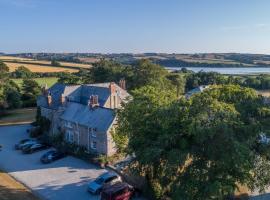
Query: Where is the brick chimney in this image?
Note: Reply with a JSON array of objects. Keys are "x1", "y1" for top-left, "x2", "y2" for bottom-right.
[
  {"x1": 119, "y1": 79, "x2": 126, "y2": 90},
  {"x1": 42, "y1": 84, "x2": 48, "y2": 96},
  {"x1": 109, "y1": 82, "x2": 116, "y2": 94},
  {"x1": 60, "y1": 93, "x2": 66, "y2": 105},
  {"x1": 89, "y1": 95, "x2": 99, "y2": 108},
  {"x1": 47, "y1": 93, "x2": 52, "y2": 106}
]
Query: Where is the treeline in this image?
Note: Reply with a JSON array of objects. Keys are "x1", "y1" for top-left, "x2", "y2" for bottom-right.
[
  {"x1": 184, "y1": 70, "x2": 270, "y2": 91},
  {"x1": 0, "y1": 62, "x2": 40, "y2": 113}
]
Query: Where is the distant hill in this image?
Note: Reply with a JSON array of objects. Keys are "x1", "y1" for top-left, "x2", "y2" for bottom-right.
[{"x1": 4, "y1": 53, "x2": 270, "y2": 68}]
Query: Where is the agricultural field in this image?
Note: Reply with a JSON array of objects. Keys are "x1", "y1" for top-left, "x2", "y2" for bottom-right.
[
  {"x1": 4, "y1": 62, "x2": 78, "y2": 73},
  {"x1": 0, "y1": 56, "x2": 90, "y2": 72},
  {"x1": 12, "y1": 77, "x2": 58, "y2": 88}
]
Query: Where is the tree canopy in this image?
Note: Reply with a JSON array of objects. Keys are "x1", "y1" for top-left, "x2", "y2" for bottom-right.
[{"x1": 116, "y1": 84, "x2": 270, "y2": 199}]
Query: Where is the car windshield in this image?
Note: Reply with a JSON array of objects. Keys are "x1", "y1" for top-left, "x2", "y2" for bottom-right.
[
  {"x1": 95, "y1": 177, "x2": 104, "y2": 184},
  {"x1": 20, "y1": 139, "x2": 29, "y2": 144},
  {"x1": 45, "y1": 151, "x2": 55, "y2": 156}
]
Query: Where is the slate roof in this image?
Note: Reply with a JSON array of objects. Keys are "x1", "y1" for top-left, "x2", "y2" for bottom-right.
[
  {"x1": 186, "y1": 85, "x2": 209, "y2": 98},
  {"x1": 60, "y1": 102, "x2": 115, "y2": 132},
  {"x1": 37, "y1": 84, "x2": 80, "y2": 109},
  {"x1": 37, "y1": 82, "x2": 130, "y2": 132},
  {"x1": 37, "y1": 82, "x2": 130, "y2": 109}
]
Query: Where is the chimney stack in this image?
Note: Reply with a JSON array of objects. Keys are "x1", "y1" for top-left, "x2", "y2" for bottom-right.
[
  {"x1": 89, "y1": 95, "x2": 99, "y2": 108},
  {"x1": 109, "y1": 82, "x2": 116, "y2": 94},
  {"x1": 42, "y1": 84, "x2": 48, "y2": 96},
  {"x1": 119, "y1": 79, "x2": 126, "y2": 90},
  {"x1": 60, "y1": 93, "x2": 66, "y2": 105},
  {"x1": 47, "y1": 93, "x2": 52, "y2": 106}
]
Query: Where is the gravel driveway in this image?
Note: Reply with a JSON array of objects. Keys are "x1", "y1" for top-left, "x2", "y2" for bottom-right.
[{"x1": 0, "y1": 124, "x2": 111, "y2": 200}]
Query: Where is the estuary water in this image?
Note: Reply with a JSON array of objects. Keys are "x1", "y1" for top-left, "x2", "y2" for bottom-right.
[{"x1": 166, "y1": 67, "x2": 270, "y2": 75}]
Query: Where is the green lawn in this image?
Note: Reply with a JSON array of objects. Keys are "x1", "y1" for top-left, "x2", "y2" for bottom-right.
[
  {"x1": 12, "y1": 77, "x2": 58, "y2": 88},
  {"x1": 0, "y1": 108, "x2": 36, "y2": 126}
]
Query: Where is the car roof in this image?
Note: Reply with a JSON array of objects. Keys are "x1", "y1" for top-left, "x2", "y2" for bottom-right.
[
  {"x1": 99, "y1": 172, "x2": 118, "y2": 179},
  {"x1": 102, "y1": 182, "x2": 130, "y2": 194}
]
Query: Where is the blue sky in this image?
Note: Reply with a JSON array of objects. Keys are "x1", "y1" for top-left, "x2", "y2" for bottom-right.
[{"x1": 1, "y1": 0, "x2": 270, "y2": 54}]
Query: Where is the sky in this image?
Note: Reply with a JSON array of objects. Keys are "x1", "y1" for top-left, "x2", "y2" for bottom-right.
[{"x1": 1, "y1": 0, "x2": 270, "y2": 54}]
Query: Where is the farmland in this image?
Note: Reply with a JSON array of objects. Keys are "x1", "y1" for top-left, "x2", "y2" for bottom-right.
[
  {"x1": 0, "y1": 56, "x2": 91, "y2": 73},
  {"x1": 4, "y1": 62, "x2": 79, "y2": 73}
]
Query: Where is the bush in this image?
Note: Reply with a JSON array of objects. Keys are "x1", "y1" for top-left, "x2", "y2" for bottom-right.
[{"x1": 29, "y1": 126, "x2": 42, "y2": 138}]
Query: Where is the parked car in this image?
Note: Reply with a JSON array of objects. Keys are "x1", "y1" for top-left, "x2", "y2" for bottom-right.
[
  {"x1": 15, "y1": 139, "x2": 37, "y2": 150},
  {"x1": 22, "y1": 143, "x2": 48, "y2": 154},
  {"x1": 40, "y1": 150, "x2": 66, "y2": 164},
  {"x1": 101, "y1": 182, "x2": 135, "y2": 200},
  {"x1": 87, "y1": 172, "x2": 122, "y2": 194}
]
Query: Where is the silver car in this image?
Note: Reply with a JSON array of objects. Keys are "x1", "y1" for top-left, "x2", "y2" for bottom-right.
[{"x1": 87, "y1": 172, "x2": 122, "y2": 194}]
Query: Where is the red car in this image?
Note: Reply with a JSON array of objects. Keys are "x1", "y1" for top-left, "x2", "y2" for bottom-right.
[{"x1": 100, "y1": 182, "x2": 135, "y2": 200}]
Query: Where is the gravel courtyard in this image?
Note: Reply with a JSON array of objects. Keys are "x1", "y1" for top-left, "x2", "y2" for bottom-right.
[{"x1": 0, "y1": 124, "x2": 110, "y2": 200}]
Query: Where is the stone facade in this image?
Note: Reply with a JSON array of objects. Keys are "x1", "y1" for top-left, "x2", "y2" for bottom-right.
[{"x1": 37, "y1": 81, "x2": 129, "y2": 156}]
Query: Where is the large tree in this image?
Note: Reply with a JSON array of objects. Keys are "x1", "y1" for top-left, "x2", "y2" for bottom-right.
[
  {"x1": 116, "y1": 84, "x2": 270, "y2": 200},
  {"x1": 3, "y1": 80, "x2": 22, "y2": 109},
  {"x1": 21, "y1": 79, "x2": 41, "y2": 107}
]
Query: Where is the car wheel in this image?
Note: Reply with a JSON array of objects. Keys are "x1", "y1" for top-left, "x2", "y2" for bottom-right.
[{"x1": 96, "y1": 189, "x2": 101, "y2": 195}]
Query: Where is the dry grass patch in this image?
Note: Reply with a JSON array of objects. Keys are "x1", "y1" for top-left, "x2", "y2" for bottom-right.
[
  {"x1": 0, "y1": 108, "x2": 36, "y2": 126},
  {"x1": 4, "y1": 62, "x2": 78, "y2": 73},
  {"x1": 0, "y1": 56, "x2": 33, "y2": 61},
  {"x1": 0, "y1": 171, "x2": 39, "y2": 200}
]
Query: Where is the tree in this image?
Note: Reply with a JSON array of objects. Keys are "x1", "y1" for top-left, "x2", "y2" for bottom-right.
[
  {"x1": 87, "y1": 59, "x2": 129, "y2": 84},
  {"x1": 12, "y1": 66, "x2": 33, "y2": 78},
  {"x1": 0, "y1": 61, "x2": 9, "y2": 86},
  {"x1": 58, "y1": 73, "x2": 81, "y2": 84},
  {"x1": 51, "y1": 60, "x2": 61, "y2": 66},
  {"x1": 130, "y1": 59, "x2": 169, "y2": 89},
  {"x1": 0, "y1": 61, "x2": 9, "y2": 73},
  {"x1": 116, "y1": 84, "x2": 270, "y2": 200},
  {"x1": 3, "y1": 80, "x2": 22, "y2": 109},
  {"x1": 21, "y1": 79, "x2": 41, "y2": 107}
]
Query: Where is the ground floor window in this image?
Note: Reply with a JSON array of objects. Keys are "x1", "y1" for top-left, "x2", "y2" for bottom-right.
[
  {"x1": 91, "y1": 141, "x2": 97, "y2": 150},
  {"x1": 66, "y1": 130, "x2": 74, "y2": 143}
]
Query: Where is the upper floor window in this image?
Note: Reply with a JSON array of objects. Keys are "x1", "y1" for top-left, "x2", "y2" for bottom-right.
[
  {"x1": 65, "y1": 121, "x2": 72, "y2": 128},
  {"x1": 91, "y1": 141, "x2": 97, "y2": 149},
  {"x1": 91, "y1": 129, "x2": 97, "y2": 138}
]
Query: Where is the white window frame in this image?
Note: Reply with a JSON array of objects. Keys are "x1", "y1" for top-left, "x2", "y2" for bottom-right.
[
  {"x1": 91, "y1": 128, "x2": 97, "y2": 138},
  {"x1": 65, "y1": 121, "x2": 72, "y2": 128},
  {"x1": 66, "y1": 130, "x2": 74, "y2": 143},
  {"x1": 91, "y1": 141, "x2": 97, "y2": 150}
]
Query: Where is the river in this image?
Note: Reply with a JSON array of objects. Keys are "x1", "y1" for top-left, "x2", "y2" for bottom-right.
[{"x1": 166, "y1": 67, "x2": 270, "y2": 75}]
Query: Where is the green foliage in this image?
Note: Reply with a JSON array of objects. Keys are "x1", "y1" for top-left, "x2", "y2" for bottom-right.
[
  {"x1": 58, "y1": 72, "x2": 81, "y2": 84},
  {"x1": 116, "y1": 84, "x2": 270, "y2": 200},
  {"x1": 0, "y1": 61, "x2": 9, "y2": 73},
  {"x1": 86, "y1": 59, "x2": 130, "y2": 84},
  {"x1": 12, "y1": 66, "x2": 33, "y2": 78},
  {"x1": 36, "y1": 107, "x2": 51, "y2": 133},
  {"x1": 3, "y1": 80, "x2": 22, "y2": 109},
  {"x1": 21, "y1": 78, "x2": 41, "y2": 107},
  {"x1": 51, "y1": 60, "x2": 61, "y2": 66}
]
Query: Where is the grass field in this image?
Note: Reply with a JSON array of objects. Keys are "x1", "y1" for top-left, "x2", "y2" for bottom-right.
[
  {"x1": 0, "y1": 170, "x2": 39, "y2": 200},
  {"x1": 0, "y1": 108, "x2": 36, "y2": 126},
  {"x1": 12, "y1": 77, "x2": 58, "y2": 88}
]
